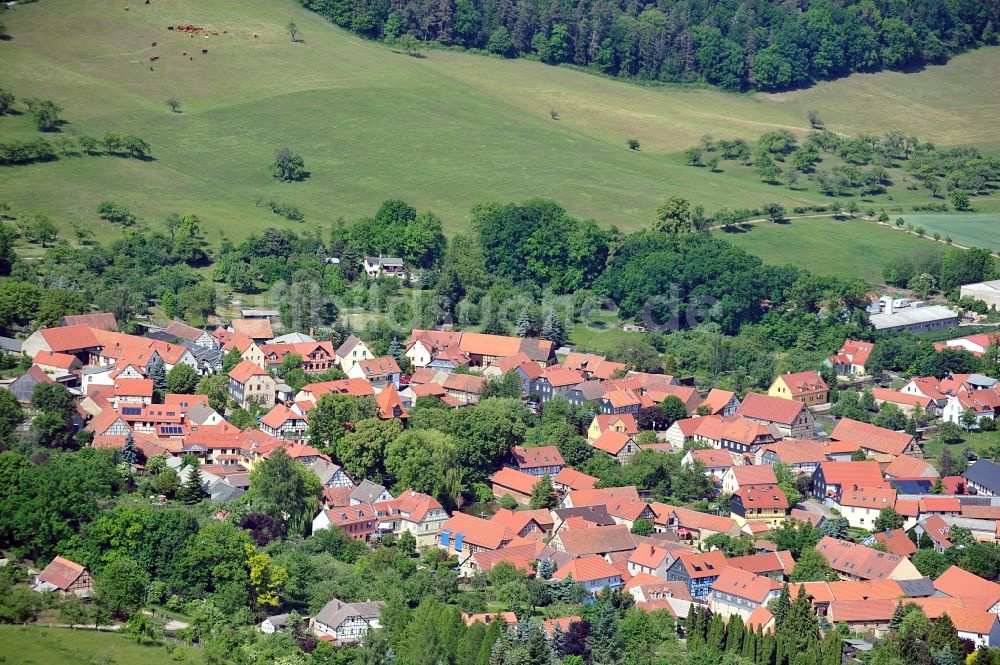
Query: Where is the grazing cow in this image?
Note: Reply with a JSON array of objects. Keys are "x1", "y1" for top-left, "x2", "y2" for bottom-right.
[
  {"x1": 149, "y1": 56, "x2": 159, "y2": 62},
  {"x1": 151, "y1": 41, "x2": 157, "y2": 47},
  {"x1": 201, "y1": 48, "x2": 208, "y2": 54}
]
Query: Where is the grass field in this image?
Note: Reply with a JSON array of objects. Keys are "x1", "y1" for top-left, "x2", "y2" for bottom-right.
[
  {"x1": 921, "y1": 429, "x2": 1000, "y2": 463},
  {"x1": 715, "y1": 216, "x2": 949, "y2": 283},
  {"x1": 0, "y1": 625, "x2": 197, "y2": 665},
  {"x1": 899, "y1": 213, "x2": 1000, "y2": 251},
  {"x1": 2, "y1": 0, "x2": 1000, "y2": 240}
]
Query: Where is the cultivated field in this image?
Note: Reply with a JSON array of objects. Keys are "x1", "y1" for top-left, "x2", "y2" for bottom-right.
[
  {"x1": 0, "y1": 625, "x2": 197, "y2": 665},
  {"x1": 716, "y1": 217, "x2": 947, "y2": 284},
  {"x1": 899, "y1": 213, "x2": 1000, "y2": 252},
  {"x1": 1, "y1": 0, "x2": 999, "y2": 238}
]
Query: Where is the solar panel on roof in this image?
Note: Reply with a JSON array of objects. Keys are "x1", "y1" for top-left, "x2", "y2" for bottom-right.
[{"x1": 121, "y1": 406, "x2": 142, "y2": 415}]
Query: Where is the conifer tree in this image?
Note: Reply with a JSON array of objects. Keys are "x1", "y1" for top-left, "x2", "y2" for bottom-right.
[
  {"x1": 726, "y1": 614, "x2": 745, "y2": 653},
  {"x1": 515, "y1": 309, "x2": 531, "y2": 337},
  {"x1": 821, "y1": 626, "x2": 842, "y2": 665},
  {"x1": 148, "y1": 357, "x2": 167, "y2": 401},
  {"x1": 706, "y1": 612, "x2": 725, "y2": 653},
  {"x1": 758, "y1": 631, "x2": 774, "y2": 665},
  {"x1": 889, "y1": 599, "x2": 907, "y2": 631},
  {"x1": 179, "y1": 463, "x2": 204, "y2": 504},
  {"x1": 540, "y1": 311, "x2": 563, "y2": 348},
  {"x1": 742, "y1": 623, "x2": 757, "y2": 662},
  {"x1": 122, "y1": 430, "x2": 138, "y2": 466},
  {"x1": 771, "y1": 584, "x2": 791, "y2": 628},
  {"x1": 928, "y1": 613, "x2": 961, "y2": 656},
  {"x1": 933, "y1": 644, "x2": 957, "y2": 665},
  {"x1": 785, "y1": 585, "x2": 818, "y2": 652}
]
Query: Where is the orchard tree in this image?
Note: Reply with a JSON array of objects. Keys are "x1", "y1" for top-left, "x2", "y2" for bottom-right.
[{"x1": 270, "y1": 147, "x2": 307, "y2": 182}]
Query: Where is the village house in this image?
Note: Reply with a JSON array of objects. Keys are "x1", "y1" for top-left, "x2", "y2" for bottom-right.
[
  {"x1": 627, "y1": 544, "x2": 675, "y2": 579},
  {"x1": 532, "y1": 366, "x2": 585, "y2": 404},
  {"x1": 505, "y1": 445, "x2": 564, "y2": 478},
  {"x1": 825, "y1": 339, "x2": 874, "y2": 377},
  {"x1": 405, "y1": 330, "x2": 462, "y2": 368},
  {"x1": 552, "y1": 467, "x2": 598, "y2": 493},
  {"x1": 767, "y1": 370, "x2": 829, "y2": 406},
  {"x1": 261, "y1": 341, "x2": 338, "y2": 374},
  {"x1": 665, "y1": 551, "x2": 729, "y2": 600},
  {"x1": 815, "y1": 536, "x2": 921, "y2": 581},
  {"x1": 438, "y1": 513, "x2": 518, "y2": 568},
  {"x1": 313, "y1": 503, "x2": 377, "y2": 542},
  {"x1": 443, "y1": 373, "x2": 486, "y2": 404},
  {"x1": 561, "y1": 352, "x2": 626, "y2": 381},
  {"x1": 681, "y1": 448, "x2": 738, "y2": 480},
  {"x1": 812, "y1": 461, "x2": 886, "y2": 502},
  {"x1": 164, "y1": 320, "x2": 218, "y2": 349},
  {"x1": 729, "y1": 484, "x2": 789, "y2": 528},
  {"x1": 590, "y1": 430, "x2": 640, "y2": 465},
  {"x1": 231, "y1": 318, "x2": 273, "y2": 344},
  {"x1": 963, "y1": 460, "x2": 1000, "y2": 496},
  {"x1": 33, "y1": 556, "x2": 94, "y2": 598},
  {"x1": 311, "y1": 599, "x2": 385, "y2": 643},
  {"x1": 708, "y1": 566, "x2": 781, "y2": 620},
  {"x1": 489, "y1": 508, "x2": 555, "y2": 541},
  {"x1": 228, "y1": 359, "x2": 276, "y2": 409},
  {"x1": 347, "y1": 355, "x2": 401, "y2": 389},
  {"x1": 883, "y1": 454, "x2": 938, "y2": 480},
  {"x1": 663, "y1": 417, "x2": 703, "y2": 451},
  {"x1": 309, "y1": 458, "x2": 355, "y2": 490},
  {"x1": 597, "y1": 389, "x2": 642, "y2": 416},
  {"x1": 335, "y1": 335, "x2": 374, "y2": 372},
  {"x1": 942, "y1": 389, "x2": 1000, "y2": 428},
  {"x1": 700, "y1": 388, "x2": 741, "y2": 416},
  {"x1": 726, "y1": 551, "x2": 796, "y2": 581},
  {"x1": 717, "y1": 417, "x2": 776, "y2": 455},
  {"x1": 755, "y1": 439, "x2": 827, "y2": 477},
  {"x1": 933, "y1": 565, "x2": 1000, "y2": 614},
  {"x1": 553, "y1": 556, "x2": 623, "y2": 595},
  {"x1": 490, "y1": 467, "x2": 541, "y2": 506},
  {"x1": 829, "y1": 418, "x2": 923, "y2": 459},
  {"x1": 871, "y1": 388, "x2": 938, "y2": 417},
  {"x1": 736, "y1": 392, "x2": 814, "y2": 439},
  {"x1": 33, "y1": 350, "x2": 82, "y2": 375},
  {"x1": 836, "y1": 486, "x2": 897, "y2": 530},
  {"x1": 364, "y1": 257, "x2": 406, "y2": 279},
  {"x1": 721, "y1": 465, "x2": 778, "y2": 495},
  {"x1": 587, "y1": 414, "x2": 639, "y2": 441},
  {"x1": 550, "y1": 524, "x2": 636, "y2": 559},
  {"x1": 258, "y1": 403, "x2": 309, "y2": 441}
]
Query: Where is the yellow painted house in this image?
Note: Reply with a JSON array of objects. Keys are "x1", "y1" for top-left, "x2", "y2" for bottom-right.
[
  {"x1": 587, "y1": 413, "x2": 639, "y2": 441},
  {"x1": 767, "y1": 370, "x2": 829, "y2": 406}
]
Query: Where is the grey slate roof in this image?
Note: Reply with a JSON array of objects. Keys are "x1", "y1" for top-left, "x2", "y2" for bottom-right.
[
  {"x1": 553, "y1": 505, "x2": 616, "y2": 527},
  {"x1": 963, "y1": 460, "x2": 1000, "y2": 495},
  {"x1": 896, "y1": 577, "x2": 936, "y2": 598},
  {"x1": 309, "y1": 459, "x2": 352, "y2": 487},
  {"x1": 185, "y1": 403, "x2": 218, "y2": 425},
  {"x1": 350, "y1": 479, "x2": 388, "y2": 504},
  {"x1": 0, "y1": 336, "x2": 22, "y2": 354},
  {"x1": 314, "y1": 599, "x2": 384, "y2": 630},
  {"x1": 335, "y1": 334, "x2": 364, "y2": 359}
]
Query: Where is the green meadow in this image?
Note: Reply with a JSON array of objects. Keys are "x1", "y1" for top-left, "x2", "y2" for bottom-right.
[{"x1": 2, "y1": 0, "x2": 1000, "y2": 241}]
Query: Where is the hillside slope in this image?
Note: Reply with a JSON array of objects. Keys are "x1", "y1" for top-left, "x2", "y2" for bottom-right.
[{"x1": 1, "y1": 0, "x2": 999, "y2": 238}]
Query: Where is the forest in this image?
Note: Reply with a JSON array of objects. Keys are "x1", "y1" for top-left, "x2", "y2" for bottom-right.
[{"x1": 298, "y1": 0, "x2": 999, "y2": 91}]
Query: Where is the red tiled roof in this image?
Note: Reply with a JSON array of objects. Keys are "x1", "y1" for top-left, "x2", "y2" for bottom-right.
[
  {"x1": 829, "y1": 418, "x2": 915, "y2": 456},
  {"x1": 541, "y1": 366, "x2": 585, "y2": 388},
  {"x1": 554, "y1": 467, "x2": 598, "y2": 491},
  {"x1": 39, "y1": 324, "x2": 100, "y2": 352},
  {"x1": 745, "y1": 606, "x2": 775, "y2": 633},
  {"x1": 727, "y1": 551, "x2": 796, "y2": 577},
  {"x1": 592, "y1": 430, "x2": 633, "y2": 456},
  {"x1": 828, "y1": 598, "x2": 899, "y2": 623},
  {"x1": 554, "y1": 555, "x2": 622, "y2": 584},
  {"x1": 593, "y1": 414, "x2": 639, "y2": 435},
  {"x1": 375, "y1": 384, "x2": 408, "y2": 420},
  {"x1": 815, "y1": 536, "x2": 907, "y2": 581},
  {"x1": 734, "y1": 484, "x2": 788, "y2": 510},
  {"x1": 918, "y1": 496, "x2": 960, "y2": 513},
  {"x1": 736, "y1": 392, "x2": 806, "y2": 425},
  {"x1": 760, "y1": 439, "x2": 828, "y2": 465},
  {"x1": 817, "y1": 461, "x2": 885, "y2": 488},
  {"x1": 873, "y1": 529, "x2": 917, "y2": 558},
  {"x1": 440, "y1": 512, "x2": 513, "y2": 550},
  {"x1": 838, "y1": 486, "x2": 896, "y2": 510},
  {"x1": 229, "y1": 359, "x2": 269, "y2": 383},
  {"x1": 730, "y1": 465, "x2": 778, "y2": 486},
  {"x1": 259, "y1": 404, "x2": 303, "y2": 429},
  {"x1": 872, "y1": 388, "x2": 933, "y2": 409},
  {"x1": 686, "y1": 448, "x2": 734, "y2": 469},
  {"x1": 933, "y1": 566, "x2": 1000, "y2": 608},
  {"x1": 511, "y1": 445, "x2": 564, "y2": 469},
  {"x1": 677, "y1": 551, "x2": 728, "y2": 579},
  {"x1": 700, "y1": 388, "x2": 737, "y2": 415},
  {"x1": 113, "y1": 378, "x2": 154, "y2": 397},
  {"x1": 37, "y1": 556, "x2": 87, "y2": 590},
  {"x1": 442, "y1": 373, "x2": 485, "y2": 394},
  {"x1": 33, "y1": 350, "x2": 80, "y2": 370},
  {"x1": 710, "y1": 566, "x2": 780, "y2": 602},
  {"x1": 777, "y1": 370, "x2": 828, "y2": 397},
  {"x1": 883, "y1": 455, "x2": 938, "y2": 479},
  {"x1": 490, "y1": 467, "x2": 541, "y2": 496},
  {"x1": 354, "y1": 355, "x2": 401, "y2": 376},
  {"x1": 556, "y1": 524, "x2": 636, "y2": 556},
  {"x1": 61, "y1": 312, "x2": 117, "y2": 330},
  {"x1": 231, "y1": 318, "x2": 273, "y2": 340}
]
